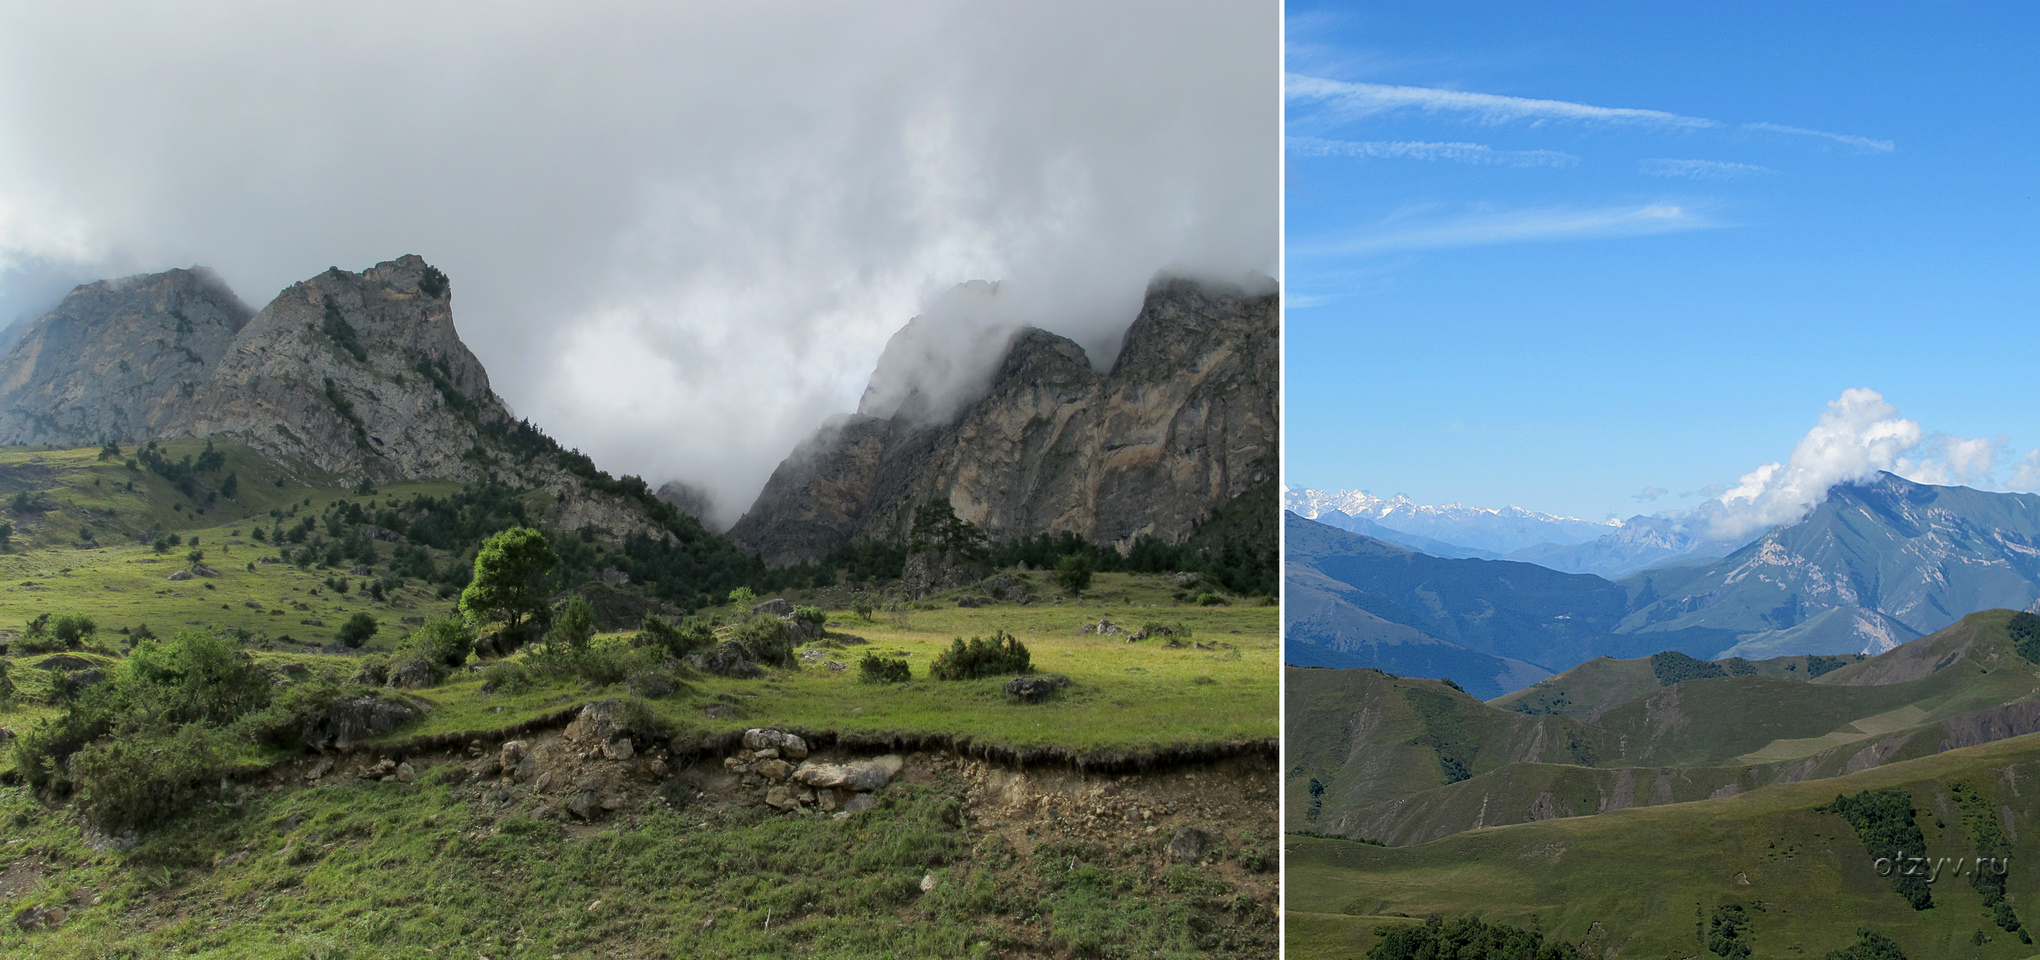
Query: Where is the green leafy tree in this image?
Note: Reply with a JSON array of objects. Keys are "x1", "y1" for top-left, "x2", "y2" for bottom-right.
[
  {"x1": 186, "y1": 548, "x2": 205, "y2": 569},
  {"x1": 727, "y1": 585, "x2": 756, "y2": 609},
  {"x1": 1055, "y1": 554, "x2": 1093, "y2": 595},
  {"x1": 459, "y1": 527, "x2": 559, "y2": 636},
  {"x1": 52, "y1": 614, "x2": 96, "y2": 648},
  {"x1": 0, "y1": 519, "x2": 13, "y2": 548},
  {"x1": 337, "y1": 612, "x2": 379, "y2": 649}
]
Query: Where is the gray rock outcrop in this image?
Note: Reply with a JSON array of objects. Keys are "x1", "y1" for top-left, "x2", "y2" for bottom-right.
[{"x1": 728, "y1": 274, "x2": 1277, "y2": 565}]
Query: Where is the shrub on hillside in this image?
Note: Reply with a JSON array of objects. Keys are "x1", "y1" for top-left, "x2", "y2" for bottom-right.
[
  {"x1": 544, "y1": 595, "x2": 597, "y2": 651},
  {"x1": 69, "y1": 723, "x2": 238, "y2": 834},
  {"x1": 930, "y1": 630, "x2": 1031, "y2": 680},
  {"x1": 792, "y1": 605, "x2": 827, "y2": 626},
  {"x1": 402, "y1": 617, "x2": 475, "y2": 670},
  {"x1": 636, "y1": 614, "x2": 713, "y2": 660},
  {"x1": 480, "y1": 660, "x2": 534, "y2": 695},
  {"x1": 728, "y1": 616, "x2": 796, "y2": 668},
  {"x1": 0, "y1": 658, "x2": 12, "y2": 703},
  {"x1": 859, "y1": 653, "x2": 911, "y2": 684},
  {"x1": 2010, "y1": 611, "x2": 2040, "y2": 664},
  {"x1": 337, "y1": 613, "x2": 379, "y2": 649},
  {"x1": 1821, "y1": 788, "x2": 1932, "y2": 910}
]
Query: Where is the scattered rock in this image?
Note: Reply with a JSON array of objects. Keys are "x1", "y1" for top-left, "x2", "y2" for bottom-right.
[
  {"x1": 764, "y1": 785, "x2": 800, "y2": 811},
  {"x1": 685, "y1": 641, "x2": 762, "y2": 679},
  {"x1": 349, "y1": 564, "x2": 371, "y2": 576},
  {"x1": 385, "y1": 657, "x2": 441, "y2": 690},
  {"x1": 1085, "y1": 619, "x2": 1126, "y2": 637},
  {"x1": 192, "y1": 564, "x2": 223, "y2": 578},
  {"x1": 167, "y1": 570, "x2": 194, "y2": 582},
  {"x1": 303, "y1": 696, "x2": 425, "y2": 751},
  {"x1": 920, "y1": 873, "x2": 939, "y2": 893},
  {"x1": 567, "y1": 791, "x2": 602, "y2": 820},
  {"x1": 395, "y1": 762, "x2": 417, "y2": 783},
  {"x1": 36, "y1": 654, "x2": 93, "y2": 672},
  {"x1": 980, "y1": 573, "x2": 1031, "y2": 602},
  {"x1": 565, "y1": 700, "x2": 629, "y2": 745},
  {"x1": 602, "y1": 738, "x2": 635, "y2": 761},
  {"x1": 1169, "y1": 827, "x2": 1211, "y2": 864},
  {"x1": 792, "y1": 755, "x2": 902, "y2": 792},
  {"x1": 841, "y1": 794, "x2": 877, "y2": 814},
  {"x1": 752, "y1": 598, "x2": 794, "y2": 618},
  {"x1": 1005, "y1": 674, "x2": 1072, "y2": 703},
  {"x1": 279, "y1": 663, "x2": 310, "y2": 679},
  {"x1": 13, "y1": 904, "x2": 65, "y2": 931},
  {"x1": 305, "y1": 758, "x2": 333, "y2": 781},
  {"x1": 757, "y1": 759, "x2": 792, "y2": 782},
  {"x1": 955, "y1": 596, "x2": 994, "y2": 608}
]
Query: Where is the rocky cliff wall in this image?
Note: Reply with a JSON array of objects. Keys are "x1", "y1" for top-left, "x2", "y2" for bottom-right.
[{"x1": 729, "y1": 275, "x2": 1277, "y2": 566}]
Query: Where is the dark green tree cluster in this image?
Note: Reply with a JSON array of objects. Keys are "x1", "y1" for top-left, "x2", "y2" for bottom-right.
[
  {"x1": 1820, "y1": 788, "x2": 1933, "y2": 909},
  {"x1": 1708, "y1": 902, "x2": 1756, "y2": 959},
  {"x1": 137, "y1": 439, "x2": 229, "y2": 502},
  {"x1": 2009, "y1": 611, "x2": 2040, "y2": 663},
  {"x1": 910, "y1": 499, "x2": 987, "y2": 558},
  {"x1": 1823, "y1": 929, "x2": 1908, "y2": 960},
  {"x1": 320, "y1": 301, "x2": 369, "y2": 363},
  {"x1": 1366, "y1": 915, "x2": 1574, "y2": 960},
  {"x1": 1650, "y1": 650, "x2": 1728, "y2": 685}
]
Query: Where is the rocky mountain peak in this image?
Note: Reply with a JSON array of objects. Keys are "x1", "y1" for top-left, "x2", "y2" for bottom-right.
[
  {"x1": 0, "y1": 266, "x2": 254, "y2": 445},
  {"x1": 730, "y1": 272, "x2": 1277, "y2": 566}
]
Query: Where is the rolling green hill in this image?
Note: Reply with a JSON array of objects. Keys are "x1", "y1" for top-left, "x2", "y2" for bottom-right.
[{"x1": 1288, "y1": 610, "x2": 2040, "y2": 847}]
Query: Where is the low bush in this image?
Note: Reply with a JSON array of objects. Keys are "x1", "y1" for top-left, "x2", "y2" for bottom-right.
[
  {"x1": 69, "y1": 723, "x2": 238, "y2": 834},
  {"x1": 480, "y1": 659, "x2": 534, "y2": 695},
  {"x1": 400, "y1": 617, "x2": 475, "y2": 670},
  {"x1": 636, "y1": 614, "x2": 713, "y2": 660},
  {"x1": 859, "y1": 653, "x2": 911, "y2": 684},
  {"x1": 728, "y1": 616, "x2": 796, "y2": 668},
  {"x1": 792, "y1": 605, "x2": 827, "y2": 626},
  {"x1": 1194, "y1": 592, "x2": 1228, "y2": 607},
  {"x1": 930, "y1": 630, "x2": 1031, "y2": 680}
]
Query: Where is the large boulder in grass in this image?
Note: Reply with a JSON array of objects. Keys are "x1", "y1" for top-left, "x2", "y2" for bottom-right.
[
  {"x1": 385, "y1": 657, "x2": 443, "y2": 690},
  {"x1": 36, "y1": 654, "x2": 93, "y2": 672},
  {"x1": 902, "y1": 549, "x2": 988, "y2": 601},
  {"x1": 303, "y1": 695, "x2": 426, "y2": 751},
  {"x1": 751, "y1": 598, "x2": 794, "y2": 618},
  {"x1": 685, "y1": 640, "x2": 762, "y2": 679},
  {"x1": 1004, "y1": 674, "x2": 1071, "y2": 704}
]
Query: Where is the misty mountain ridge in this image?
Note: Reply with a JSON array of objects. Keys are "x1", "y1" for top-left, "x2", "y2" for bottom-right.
[
  {"x1": 1286, "y1": 471, "x2": 2040, "y2": 696},
  {"x1": 732, "y1": 273, "x2": 1277, "y2": 566}
]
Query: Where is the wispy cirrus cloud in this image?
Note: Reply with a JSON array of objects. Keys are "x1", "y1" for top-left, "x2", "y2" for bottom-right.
[
  {"x1": 1640, "y1": 158, "x2": 1777, "y2": 180},
  {"x1": 1286, "y1": 74, "x2": 1718, "y2": 129},
  {"x1": 1741, "y1": 122, "x2": 1895, "y2": 153},
  {"x1": 1286, "y1": 74, "x2": 1896, "y2": 156},
  {"x1": 1299, "y1": 201, "x2": 1717, "y2": 257},
  {"x1": 1287, "y1": 136, "x2": 1577, "y2": 168}
]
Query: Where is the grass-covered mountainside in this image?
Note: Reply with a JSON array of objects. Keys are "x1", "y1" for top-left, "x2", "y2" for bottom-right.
[
  {"x1": 1289, "y1": 610, "x2": 2040, "y2": 847},
  {"x1": 1287, "y1": 474, "x2": 2040, "y2": 696},
  {"x1": 1289, "y1": 731, "x2": 2040, "y2": 960},
  {"x1": 0, "y1": 464, "x2": 1277, "y2": 954},
  {"x1": 1287, "y1": 610, "x2": 2040, "y2": 959}
]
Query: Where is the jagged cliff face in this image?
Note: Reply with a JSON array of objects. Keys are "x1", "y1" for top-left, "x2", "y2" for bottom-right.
[
  {"x1": 0, "y1": 256, "x2": 509, "y2": 482},
  {"x1": 186, "y1": 256, "x2": 507, "y2": 480},
  {"x1": 0, "y1": 268, "x2": 254, "y2": 444},
  {"x1": 729, "y1": 275, "x2": 1278, "y2": 566}
]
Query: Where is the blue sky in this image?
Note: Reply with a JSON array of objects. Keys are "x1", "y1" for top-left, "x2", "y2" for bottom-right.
[{"x1": 1285, "y1": 3, "x2": 2040, "y2": 522}]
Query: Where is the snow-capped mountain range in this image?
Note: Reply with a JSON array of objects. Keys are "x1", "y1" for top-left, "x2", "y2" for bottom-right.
[{"x1": 1283, "y1": 487, "x2": 1617, "y2": 556}]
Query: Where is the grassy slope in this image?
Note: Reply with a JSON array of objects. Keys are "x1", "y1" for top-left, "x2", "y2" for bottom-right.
[
  {"x1": 0, "y1": 765, "x2": 1274, "y2": 959},
  {"x1": 398, "y1": 577, "x2": 1277, "y2": 756},
  {"x1": 1288, "y1": 730, "x2": 2040, "y2": 960},
  {"x1": 0, "y1": 444, "x2": 1277, "y2": 758}
]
